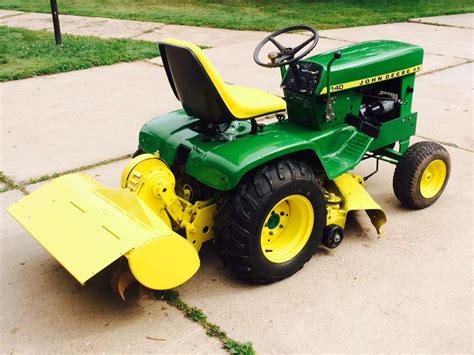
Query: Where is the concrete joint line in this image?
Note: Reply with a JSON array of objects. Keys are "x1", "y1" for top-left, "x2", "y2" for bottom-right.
[
  {"x1": 423, "y1": 50, "x2": 472, "y2": 61},
  {"x1": 415, "y1": 135, "x2": 474, "y2": 153},
  {"x1": 155, "y1": 290, "x2": 254, "y2": 354},
  {"x1": 319, "y1": 35, "x2": 356, "y2": 44},
  {"x1": 20, "y1": 154, "x2": 132, "y2": 191},
  {"x1": 418, "y1": 59, "x2": 473, "y2": 77},
  {"x1": 0, "y1": 12, "x2": 25, "y2": 20},
  {"x1": 408, "y1": 19, "x2": 473, "y2": 30}
]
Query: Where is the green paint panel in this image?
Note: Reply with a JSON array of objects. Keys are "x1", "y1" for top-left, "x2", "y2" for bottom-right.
[
  {"x1": 303, "y1": 40, "x2": 424, "y2": 95},
  {"x1": 139, "y1": 110, "x2": 376, "y2": 190},
  {"x1": 369, "y1": 113, "x2": 417, "y2": 151}
]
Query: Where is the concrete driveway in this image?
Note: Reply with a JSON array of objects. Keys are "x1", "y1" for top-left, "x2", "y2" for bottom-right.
[{"x1": 1, "y1": 12, "x2": 472, "y2": 353}]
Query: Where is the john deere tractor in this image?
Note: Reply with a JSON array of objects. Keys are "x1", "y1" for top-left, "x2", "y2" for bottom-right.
[{"x1": 8, "y1": 26, "x2": 450, "y2": 297}]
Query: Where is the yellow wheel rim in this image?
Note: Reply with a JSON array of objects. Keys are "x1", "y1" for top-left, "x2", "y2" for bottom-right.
[
  {"x1": 260, "y1": 195, "x2": 314, "y2": 263},
  {"x1": 420, "y1": 159, "x2": 447, "y2": 199}
]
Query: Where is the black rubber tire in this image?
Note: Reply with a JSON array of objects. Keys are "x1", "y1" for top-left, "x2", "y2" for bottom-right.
[
  {"x1": 322, "y1": 224, "x2": 344, "y2": 249},
  {"x1": 214, "y1": 158, "x2": 326, "y2": 284},
  {"x1": 132, "y1": 148, "x2": 144, "y2": 158},
  {"x1": 393, "y1": 141, "x2": 450, "y2": 209}
]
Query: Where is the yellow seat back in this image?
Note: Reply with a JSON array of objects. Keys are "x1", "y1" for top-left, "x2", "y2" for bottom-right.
[{"x1": 159, "y1": 39, "x2": 285, "y2": 122}]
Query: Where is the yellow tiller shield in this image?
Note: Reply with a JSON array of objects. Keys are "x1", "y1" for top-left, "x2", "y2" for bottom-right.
[{"x1": 7, "y1": 173, "x2": 199, "y2": 288}]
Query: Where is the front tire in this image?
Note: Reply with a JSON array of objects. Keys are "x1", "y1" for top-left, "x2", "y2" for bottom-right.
[
  {"x1": 393, "y1": 141, "x2": 450, "y2": 209},
  {"x1": 215, "y1": 159, "x2": 326, "y2": 284}
]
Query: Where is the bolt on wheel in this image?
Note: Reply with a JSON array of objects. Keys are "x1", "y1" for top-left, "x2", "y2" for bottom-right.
[{"x1": 261, "y1": 195, "x2": 314, "y2": 263}]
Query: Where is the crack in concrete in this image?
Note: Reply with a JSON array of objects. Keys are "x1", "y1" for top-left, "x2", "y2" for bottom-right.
[
  {"x1": 130, "y1": 25, "x2": 165, "y2": 39},
  {"x1": 147, "y1": 23, "x2": 167, "y2": 31},
  {"x1": 0, "y1": 171, "x2": 28, "y2": 195},
  {"x1": 143, "y1": 59, "x2": 163, "y2": 67}
]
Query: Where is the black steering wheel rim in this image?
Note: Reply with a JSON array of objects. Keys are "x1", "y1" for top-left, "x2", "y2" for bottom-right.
[{"x1": 253, "y1": 25, "x2": 319, "y2": 68}]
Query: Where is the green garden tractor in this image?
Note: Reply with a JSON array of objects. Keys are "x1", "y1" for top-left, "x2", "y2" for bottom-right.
[{"x1": 8, "y1": 26, "x2": 451, "y2": 297}]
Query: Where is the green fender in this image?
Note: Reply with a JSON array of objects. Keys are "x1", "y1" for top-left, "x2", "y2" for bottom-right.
[{"x1": 138, "y1": 109, "x2": 387, "y2": 191}]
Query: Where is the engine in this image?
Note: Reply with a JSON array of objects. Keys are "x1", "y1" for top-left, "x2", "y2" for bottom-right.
[{"x1": 361, "y1": 98, "x2": 395, "y2": 119}]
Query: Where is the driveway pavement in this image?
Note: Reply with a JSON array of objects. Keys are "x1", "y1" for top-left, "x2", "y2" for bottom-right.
[{"x1": 0, "y1": 11, "x2": 472, "y2": 353}]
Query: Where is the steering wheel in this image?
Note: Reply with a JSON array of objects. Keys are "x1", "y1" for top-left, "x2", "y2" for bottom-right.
[{"x1": 253, "y1": 25, "x2": 319, "y2": 68}]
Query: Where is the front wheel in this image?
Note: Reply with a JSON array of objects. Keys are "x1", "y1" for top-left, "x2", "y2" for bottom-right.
[
  {"x1": 393, "y1": 141, "x2": 451, "y2": 209},
  {"x1": 215, "y1": 158, "x2": 326, "y2": 284}
]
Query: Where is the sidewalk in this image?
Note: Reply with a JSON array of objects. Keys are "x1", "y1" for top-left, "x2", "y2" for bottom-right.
[
  {"x1": 1, "y1": 11, "x2": 473, "y2": 353},
  {"x1": 0, "y1": 10, "x2": 264, "y2": 47}
]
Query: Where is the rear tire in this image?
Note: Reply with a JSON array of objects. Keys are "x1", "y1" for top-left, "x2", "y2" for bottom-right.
[
  {"x1": 393, "y1": 141, "x2": 450, "y2": 209},
  {"x1": 215, "y1": 158, "x2": 326, "y2": 284},
  {"x1": 132, "y1": 148, "x2": 144, "y2": 158}
]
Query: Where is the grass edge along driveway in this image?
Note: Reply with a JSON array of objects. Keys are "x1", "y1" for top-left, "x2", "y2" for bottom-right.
[{"x1": 0, "y1": 26, "x2": 159, "y2": 81}]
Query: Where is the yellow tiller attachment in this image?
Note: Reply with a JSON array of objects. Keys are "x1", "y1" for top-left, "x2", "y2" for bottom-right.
[
  {"x1": 7, "y1": 153, "x2": 385, "y2": 295},
  {"x1": 7, "y1": 154, "x2": 217, "y2": 293},
  {"x1": 326, "y1": 173, "x2": 387, "y2": 234}
]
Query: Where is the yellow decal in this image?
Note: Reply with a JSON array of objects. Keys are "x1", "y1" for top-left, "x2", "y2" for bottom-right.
[{"x1": 320, "y1": 65, "x2": 422, "y2": 95}]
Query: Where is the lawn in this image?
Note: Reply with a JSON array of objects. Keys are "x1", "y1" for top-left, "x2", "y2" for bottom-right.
[
  {"x1": 0, "y1": 26, "x2": 159, "y2": 81},
  {"x1": 0, "y1": 0, "x2": 472, "y2": 31}
]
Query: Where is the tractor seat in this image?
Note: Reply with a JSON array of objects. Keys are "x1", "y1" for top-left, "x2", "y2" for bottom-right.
[{"x1": 159, "y1": 39, "x2": 286, "y2": 124}]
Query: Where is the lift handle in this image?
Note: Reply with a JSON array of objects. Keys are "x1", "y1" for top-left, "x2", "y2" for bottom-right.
[{"x1": 326, "y1": 51, "x2": 342, "y2": 101}]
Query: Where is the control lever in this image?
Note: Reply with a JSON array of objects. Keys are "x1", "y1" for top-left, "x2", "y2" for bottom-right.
[{"x1": 325, "y1": 51, "x2": 342, "y2": 121}]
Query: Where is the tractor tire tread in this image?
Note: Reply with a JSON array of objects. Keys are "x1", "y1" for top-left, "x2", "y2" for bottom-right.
[
  {"x1": 393, "y1": 141, "x2": 450, "y2": 209},
  {"x1": 214, "y1": 158, "x2": 324, "y2": 284}
]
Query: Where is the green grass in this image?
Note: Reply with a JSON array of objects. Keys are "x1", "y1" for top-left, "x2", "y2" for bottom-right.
[
  {"x1": 0, "y1": 171, "x2": 20, "y2": 193},
  {"x1": 0, "y1": 0, "x2": 472, "y2": 31},
  {"x1": 156, "y1": 290, "x2": 255, "y2": 355},
  {"x1": 0, "y1": 26, "x2": 159, "y2": 81}
]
